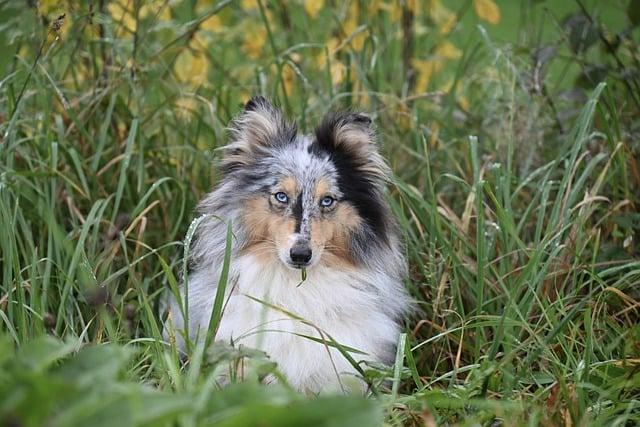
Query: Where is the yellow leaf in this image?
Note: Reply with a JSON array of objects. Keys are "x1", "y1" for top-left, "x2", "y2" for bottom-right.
[
  {"x1": 242, "y1": 26, "x2": 268, "y2": 59},
  {"x1": 108, "y1": 2, "x2": 137, "y2": 34},
  {"x1": 427, "y1": 0, "x2": 455, "y2": 30},
  {"x1": 343, "y1": 2, "x2": 367, "y2": 50},
  {"x1": 240, "y1": 0, "x2": 258, "y2": 10},
  {"x1": 201, "y1": 14, "x2": 223, "y2": 32},
  {"x1": 175, "y1": 97, "x2": 198, "y2": 122},
  {"x1": 429, "y1": 121, "x2": 440, "y2": 148},
  {"x1": 303, "y1": 0, "x2": 324, "y2": 19},
  {"x1": 282, "y1": 63, "x2": 296, "y2": 96},
  {"x1": 349, "y1": 31, "x2": 367, "y2": 51},
  {"x1": 174, "y1": 50, "x2": 209, "y2": 88},
  {"x1": 196, "y1": 1, "x2": 224, "y2": 32},
  {"x1": 315, "y1": 37, "x2": 341, "y2": 69},
  {"x1": 141, "y1": 0, "x2": 171, "y2": 21},
  {"x1": 367, "y1": 0, "x2": 383, "y2": 15},
  {"x1": 412, "y1": 59, "x2": 443, "y2": 93},
  {"x1": 383, "y1": 1, "x2": 402, "y2": 22},
  {"x1": 330, "y1": 61, "x2": 346, "y2": 85},
  {"x1": 458, "y1": 96, "x2": 470, "y2": 112},
  {"x1": 435, "y1": 41, "x2": 462, "y2": 60},
  {"x1": 474, "y1": 0, "x2": 501, "y2": 25},
  {"x1": 18, "y1": 45, "x2": 29, "y2": 60},
  {"x1": 439, "y1": 14, "x2": 457, "y2": 35}
]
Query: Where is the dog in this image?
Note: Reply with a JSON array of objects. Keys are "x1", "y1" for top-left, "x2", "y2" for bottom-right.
[{"x1": 164, "y1": 96, "x2": 410, "y2": 394}]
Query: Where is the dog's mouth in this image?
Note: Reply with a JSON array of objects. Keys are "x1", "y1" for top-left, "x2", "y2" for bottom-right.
[{"x1": 286, "y1": 260, "x2": 312, "y2": 270}]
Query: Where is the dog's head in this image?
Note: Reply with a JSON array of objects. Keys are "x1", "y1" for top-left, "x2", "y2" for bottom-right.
[{"x1": 221, "y1": 96, "x2": 393, "y2": 270}]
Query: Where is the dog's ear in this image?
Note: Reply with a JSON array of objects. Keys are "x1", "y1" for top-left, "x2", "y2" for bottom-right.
[
  {"x1": 315, "y1": 112, "x2": 372, "y2": 152},
  {"x1": 222, "y1": 96, "x2": 296, "y2": 174},
  {"x1": 314, "y1": 112, "x2": 389, "y2": 183}
]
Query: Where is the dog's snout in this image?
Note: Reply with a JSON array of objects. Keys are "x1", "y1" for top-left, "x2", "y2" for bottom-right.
[{"x1": 290, "y1": 245, "x2": 312, "y2": 265}]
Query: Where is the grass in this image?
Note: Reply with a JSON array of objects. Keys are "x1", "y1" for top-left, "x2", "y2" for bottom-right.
[{"x1": 1, "y1": 0, "x2": 639, "y2": 426}]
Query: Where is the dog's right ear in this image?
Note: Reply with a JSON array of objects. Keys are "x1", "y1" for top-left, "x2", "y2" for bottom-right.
[{"x1": 221, "y1": 96, "x2": 296, "y2": 174}]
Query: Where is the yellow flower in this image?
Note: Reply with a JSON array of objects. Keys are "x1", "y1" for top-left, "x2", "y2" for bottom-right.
[
  {"x1": 343, "y1": 1, "x2": 366, "y2": 50},
  {"x1": 413, "y1": 59, "x2": 443, "y2": 93},
  {"x1": 330, "y1": 60, "x2": 346, "y2": 85},
  {"x1": 427, "y1": 0, "x2": 456, "y2": 34},
  {"x1": 196, "y1": 1, "x2": 224, "y2": 32},
  {"x1": 281, "y1": 63, "x2": 297, "y2": 96},
  {"x1": 108, "y1": 1, "x2": 137, "y2": 34},
  {"x1": 241, "y1": 0, "x2": 258, "y2": 11},
  {"x1": 175, "y1": 97, "x2": 198, "y2": 122},
  {"x1": 140, "y1": 0, "x2": 171, "y2": 21},
  {"x1": 303, "y1": 0, "x2": 324, "y2": 19},
  {"x1": 201, "y1": 14, "x2": 223, "y2": 32},
  {"x1": 367, "y1": 0, "x2": 383, "y2": 15},
  {"x1": 458, "y1": 95, "x2": 470, "y2": 112},
  {"x1": 242, "y1": 26, "x2": 268, "y2": 59},
  {"x1": 315, "y1": 37, "x2": 341, "y2": 69},
  {"x1": 174, "y1": 49, "x2": 209, "y2": 88},
  {"x1": 435, "y1": 41, "x2": 462, "y2": 60},
  {"x1": 439, "y1": 13, "x2": 457, "y2": 35},
  {"x1": 474, "y1": 0, "x2": 501, "y2": 25},
  {"x1": 381, "y1": 1, "x2": 402, "y2": 22}
]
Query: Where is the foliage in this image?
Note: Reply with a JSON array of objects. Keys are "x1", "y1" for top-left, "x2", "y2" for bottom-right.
[
  {"x1": 0, "y1": 0, "x2": 639, "y2": 426},
  {"x1": 0, "y1": 336, "x2": 380, "y2": 426}
]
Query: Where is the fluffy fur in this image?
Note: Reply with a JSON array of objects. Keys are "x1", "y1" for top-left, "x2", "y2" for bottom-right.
[{"x1": 164, "y1": 97, "x2": 410, "y2": 394}]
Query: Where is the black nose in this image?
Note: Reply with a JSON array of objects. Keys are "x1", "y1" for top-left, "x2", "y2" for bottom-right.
[{"x1": 290, "y1": 245, "x2": 312, "y2": 265}]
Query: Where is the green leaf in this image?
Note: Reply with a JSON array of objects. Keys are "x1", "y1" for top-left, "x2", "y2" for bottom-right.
[
  {"x1": 53, "y1": 345, "x2": 134, "y2": 387},
  {"x1": 206, "y1": 392, "x2": 382, "y2": 427},
  {"x1": 134, "y1": 392, "x2": 194, "y2": 425},
  {"x1": 15, "y1": 336, "x2": 79, "y2": 373}
]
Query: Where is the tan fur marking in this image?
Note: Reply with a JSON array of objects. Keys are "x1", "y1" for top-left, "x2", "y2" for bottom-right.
[
  {"x1": 244, "y1": 110, "x2": 279, "y2": 145},
  {"x1": 335, "y1": 127, "x2": 370, "y2": 151},
  {"x1": 310, "y1": 203, "x2": 361, "y2": 267},
  {"x1": 241, "y1": 196, "x2": 295, "y2": 264},
  {"x1": 333, "y1": 124, "x2": 390, "y2": 181},
  {"x1": 314, "y1": 178, "x2": 331, "y2": 199},
  {"x1": 281, "y1": 176, "x2": 297, "y2": 196}
]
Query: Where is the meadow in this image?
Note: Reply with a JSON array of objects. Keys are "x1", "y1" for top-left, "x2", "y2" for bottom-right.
[{"x1": 0, "y1": 0, "x2": 639, "y2": 425}]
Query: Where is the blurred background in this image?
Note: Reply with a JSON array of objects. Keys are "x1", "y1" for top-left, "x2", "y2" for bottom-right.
[{"x1": 0, "y1": 1, "x2": 639, "y2": 426}]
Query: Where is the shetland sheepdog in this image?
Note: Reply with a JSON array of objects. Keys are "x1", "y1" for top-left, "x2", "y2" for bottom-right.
[{"x1": 164, "y1": 96, "x2": 409, "y2": 394}]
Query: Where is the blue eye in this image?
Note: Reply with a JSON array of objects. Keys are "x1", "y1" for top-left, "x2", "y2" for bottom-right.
[
  {"x1": 274, "y1": 192, "x2": 289, "y2": 203},
  {"x1": 320, "y1": 196, "x2": 335, "y2": 208}
]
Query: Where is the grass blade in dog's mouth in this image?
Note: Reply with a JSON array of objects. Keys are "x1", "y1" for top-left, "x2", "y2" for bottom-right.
[{"x1": 296, "y1": 267, "x2": 307, "y2": 287}]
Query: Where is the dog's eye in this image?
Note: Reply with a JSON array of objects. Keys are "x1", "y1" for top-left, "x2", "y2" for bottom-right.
[
  {"x1": 320, "y1": 196, "x2": 335, "y2": 208},
  {"x1": 274, "y1": 192, "x2": 289, "y2": 204}
]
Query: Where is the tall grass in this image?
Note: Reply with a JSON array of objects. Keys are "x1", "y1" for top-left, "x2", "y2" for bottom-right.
[{"x1": 0, "y1": 1, "x2": 638, "y2": 426}]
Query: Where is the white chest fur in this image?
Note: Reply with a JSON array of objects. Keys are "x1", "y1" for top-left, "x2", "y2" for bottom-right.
[{"x1": 178, "y1": 254, "x2": 400, "y2": 393}]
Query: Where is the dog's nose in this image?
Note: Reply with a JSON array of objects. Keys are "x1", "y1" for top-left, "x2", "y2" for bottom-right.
[{"x1": 290, "y1": 245, "x2": 312, "y2": 265}]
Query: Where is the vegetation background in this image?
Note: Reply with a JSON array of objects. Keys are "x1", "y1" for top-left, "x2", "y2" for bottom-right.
[{"x1": 1, "y1": 0, "x2": 639, "y2": 425}]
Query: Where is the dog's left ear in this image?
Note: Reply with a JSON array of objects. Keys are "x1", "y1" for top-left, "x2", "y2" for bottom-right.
[
  {"x1": 314, "y1": 112, "x2": 389, "y2": 182},
  {"x1": 222, "y1": 96, "x2": 296, "y2": 174},
  {"x1": 236, "y1": 96, "x2": 295, "y2": 148}
]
